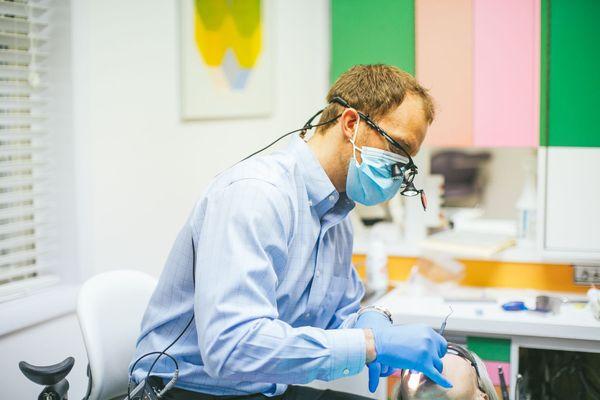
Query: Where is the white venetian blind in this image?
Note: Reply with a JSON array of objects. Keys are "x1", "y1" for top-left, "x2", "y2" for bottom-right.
[{"x1": 0, "y1": 0, "x2": 57, "y2": 302}]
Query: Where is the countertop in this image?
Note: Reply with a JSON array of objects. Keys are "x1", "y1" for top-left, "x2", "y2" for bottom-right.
[{"x1": 374, "y1": 285, "x2": 600, "y2": 342}]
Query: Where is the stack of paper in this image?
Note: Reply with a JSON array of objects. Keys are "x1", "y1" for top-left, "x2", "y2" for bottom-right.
[{"x1": 421, "y1": 230, "x2": 516, "y2": 258}]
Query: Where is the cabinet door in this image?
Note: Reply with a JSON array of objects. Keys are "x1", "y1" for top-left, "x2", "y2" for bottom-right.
[
  {"x1": 331, "y1": 0, "x2": 415, "y2": 83},
  {"x1": 416, "y1": 0, "x2": 473, "y2": 147},
  {"x1": 545, "y1": 148, "x2": 600, "y2": 253},
  {"x1": 545, "y1": 0, "x2": 600, "y2": 147},
  {"x1": 473, "y1": 0, "x2": 540, "y2": 147}
]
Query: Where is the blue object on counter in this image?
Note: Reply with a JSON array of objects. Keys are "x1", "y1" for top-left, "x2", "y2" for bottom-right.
[{"x1": 502, "y1": 301, "x2": 529, "y2": 311}]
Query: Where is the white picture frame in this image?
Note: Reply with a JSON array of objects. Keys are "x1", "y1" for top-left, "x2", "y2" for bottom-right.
[{"x1": 179, "y1": 0, "x2": 273, "y2": 120}]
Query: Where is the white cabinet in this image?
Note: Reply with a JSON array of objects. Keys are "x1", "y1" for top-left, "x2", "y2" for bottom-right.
[{"x1": 543, "y1": 147, "x2": 600, "y2": 255}]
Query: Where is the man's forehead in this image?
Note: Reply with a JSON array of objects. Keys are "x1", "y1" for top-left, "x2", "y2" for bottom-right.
[
  {"x1": 379, "y1": 121, "x2": 423, "y2": 157},
  {"x1": 380, "y1": 95, "x2": 428, "y2": 156}
]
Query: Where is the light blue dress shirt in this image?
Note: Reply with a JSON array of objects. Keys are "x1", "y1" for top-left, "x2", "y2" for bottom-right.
[{"x1": 130, "y1": 135, "x2": 366, "y2": 396}]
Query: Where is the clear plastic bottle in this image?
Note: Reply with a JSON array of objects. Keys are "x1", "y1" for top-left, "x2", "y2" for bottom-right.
[
  {"x1": 516, "y1": 155, "x2": 537, "y2": 244},
  {"x1": 366, "y1": 235, "x2": 388, "y2": 293}
]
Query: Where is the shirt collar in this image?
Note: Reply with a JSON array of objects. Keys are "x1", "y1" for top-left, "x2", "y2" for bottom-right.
[{"x1": 285, "y1": 135, "x2": 355, "y2": 218}]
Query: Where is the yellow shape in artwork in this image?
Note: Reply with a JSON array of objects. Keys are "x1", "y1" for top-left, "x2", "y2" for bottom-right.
[
  {"x1": 230, "y1": 0, "x2": 261, "y2": 69},
  {"x1": 194, "y1": 1, "x2": 228, "y2": 67},
  {"x1": 194, "y1": 0, "x2": 262, "y2": 69}
]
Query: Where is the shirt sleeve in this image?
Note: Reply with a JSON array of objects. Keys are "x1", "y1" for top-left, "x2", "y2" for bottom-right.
[
  {"x1": 192, "y1": 179, "x2": 365, "y2": 384},
  {"x1": 327, "y1": 265, "x2": 365, "y2": 330}
]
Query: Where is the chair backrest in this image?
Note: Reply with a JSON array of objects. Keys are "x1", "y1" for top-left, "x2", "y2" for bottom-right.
[{"x1": 77, "y1": 270, "x2": 157, "y2": 400}]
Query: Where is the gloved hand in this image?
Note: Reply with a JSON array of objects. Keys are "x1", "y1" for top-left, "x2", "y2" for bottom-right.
[
  {"x1": 354, "y1": 311, "x2": 393, "y2": 393},
  {"x1": 372, "y1": 324, "x2": 453, "y2": 389}
]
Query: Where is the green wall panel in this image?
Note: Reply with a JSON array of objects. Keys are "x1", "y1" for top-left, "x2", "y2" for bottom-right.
[
  {"x1": 540, "y1": 0, "x2": 549, "y2": 146},
  {"x1": 467, "y1": 337, "x2": 511, "y2": 363},
  {"x1": 330, "y1": 0, "x2": 415, "y2": 84},
  {"x1": 547, "y1": 0, "x2": 600, "y2": 147}
]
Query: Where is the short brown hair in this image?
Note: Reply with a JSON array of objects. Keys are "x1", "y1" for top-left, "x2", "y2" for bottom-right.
[{"x1": 317, "y1": 64, "x2": 434, "y2": 133}]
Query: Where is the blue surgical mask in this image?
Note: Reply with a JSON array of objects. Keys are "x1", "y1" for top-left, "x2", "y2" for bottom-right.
[{"x1": 346, "y1": 119, "x2": 409, "y2": 206}]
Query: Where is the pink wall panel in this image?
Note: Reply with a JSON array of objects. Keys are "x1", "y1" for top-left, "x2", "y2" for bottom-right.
[
  {"x1": 473, "y1": 0, "x2": 540, "y2": 147},
  {"x1": 416, "y1": 0, "x2": 473, "y2": 147},
  {"x1": 483, "y1": 361, "x2": 511, "y2": 386}
]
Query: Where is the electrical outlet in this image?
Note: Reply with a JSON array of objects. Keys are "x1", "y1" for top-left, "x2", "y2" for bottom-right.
[{"x1": 573, "y1": 265, "x2": 600, "y2": 285}]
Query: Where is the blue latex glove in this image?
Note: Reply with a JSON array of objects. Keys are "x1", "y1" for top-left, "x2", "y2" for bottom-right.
[
  {"x1": 354, "y1": 311, "x2": 393, "y2": 392},
  {"x1": 372, "y1": 324, "x2": 453, "y2": 389}
]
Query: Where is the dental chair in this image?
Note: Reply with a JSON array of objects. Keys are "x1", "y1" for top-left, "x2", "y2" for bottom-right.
[{"x1": 19, "y1": 270, "x2": 157, "y2": 400}]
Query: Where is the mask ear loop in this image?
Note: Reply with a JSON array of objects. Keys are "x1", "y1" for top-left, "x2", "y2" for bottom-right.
[{"x1": 349, "y1": 117, "x2": 362, "y2": 164}]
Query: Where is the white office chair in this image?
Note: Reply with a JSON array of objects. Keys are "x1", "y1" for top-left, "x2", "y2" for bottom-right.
[{"x1": 77, "y1": 270, "x2": 157, "y2": 400}]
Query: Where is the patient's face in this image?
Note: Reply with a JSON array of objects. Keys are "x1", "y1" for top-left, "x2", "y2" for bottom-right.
[{"x1": 398, "y1": 354, "x2": 488, "y2": 400}]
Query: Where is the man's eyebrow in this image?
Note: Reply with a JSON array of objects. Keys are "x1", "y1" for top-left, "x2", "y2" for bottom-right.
[{"x1": 387, "y1": 138, "x2": 413, "y2": 157}]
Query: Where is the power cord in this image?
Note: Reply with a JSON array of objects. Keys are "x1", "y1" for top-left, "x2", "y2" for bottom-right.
[
  {"x1": 126, "y1": 236, "x2": 197, "y2": 399},
  {"x1": 127, "y1": 351, "x2": 179, "y2": 399},
  {"x1": 125, "y1": 104, "x2": 343, "y2": 398},
  {"x1": 239, "y1": 112, "x2": 342, "y2": 163}
]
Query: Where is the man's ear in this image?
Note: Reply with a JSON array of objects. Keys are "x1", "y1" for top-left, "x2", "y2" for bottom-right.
[{"x1": 338, "y1": 108, "x2": 360, "y2": 141}]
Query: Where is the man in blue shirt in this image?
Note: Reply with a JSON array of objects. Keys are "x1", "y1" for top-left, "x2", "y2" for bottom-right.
[{"x1": 130, "y1": 64, "x2": 451, "y2": 399}]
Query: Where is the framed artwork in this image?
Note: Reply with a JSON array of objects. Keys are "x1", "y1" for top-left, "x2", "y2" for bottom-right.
[{"x1": 179, "y1": 0, "x2": 273, "y2": 120}]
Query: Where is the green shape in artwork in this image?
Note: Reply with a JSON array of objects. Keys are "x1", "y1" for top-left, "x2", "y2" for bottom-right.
[
  {"x1": 330, "y1": 0, "x2": 415, "y2": 83},
  {"x1": 230, "y1": 0, "x2": 261, "y2": 37},
  {"x1": 196, "y1": 0, "x2": 228, "y2": 31},
  {"x1": 547, "y1": 0, "x2": 600, "y2": 147}
]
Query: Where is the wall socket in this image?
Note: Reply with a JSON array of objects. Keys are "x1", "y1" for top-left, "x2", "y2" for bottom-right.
[{"x1": 573, "y1": 265, "x2": 600, "y2": 285}]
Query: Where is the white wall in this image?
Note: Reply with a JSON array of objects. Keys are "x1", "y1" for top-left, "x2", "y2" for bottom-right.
[
  {"x1": 1, "y1": 0, "x2": 331, "y2": 397},
  {"x1": 74, "y1": 0, "x2": 331, "y2": 278}
]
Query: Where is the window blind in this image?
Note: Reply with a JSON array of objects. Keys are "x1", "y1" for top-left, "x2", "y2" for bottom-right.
[{"x1": 0, "y1": 0, "x2": 57, "y2": 302}]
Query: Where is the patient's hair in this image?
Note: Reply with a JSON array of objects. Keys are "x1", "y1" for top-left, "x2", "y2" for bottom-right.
[
  {"x1": 317, "y1": 64, "x2": 435, "y2": 134},
  {"x1": 396, "y1": 343, "x2": 498, "y2": 400},
  {"x1": 470, "y1": 348, "x2": 498, "y2": 400}
]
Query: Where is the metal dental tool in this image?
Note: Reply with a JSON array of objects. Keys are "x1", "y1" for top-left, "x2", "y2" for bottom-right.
[
  {"x1": 498, "y1": 366, "x2": 509, "y2": 400},
  {"x1": 439, "y1": 305, "x2": 453, "y2": 336}
]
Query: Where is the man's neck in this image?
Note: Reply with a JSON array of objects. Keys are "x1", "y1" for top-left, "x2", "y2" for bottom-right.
[{"x1": 306, "y1": 132, "x2": 347, "y2": 193}]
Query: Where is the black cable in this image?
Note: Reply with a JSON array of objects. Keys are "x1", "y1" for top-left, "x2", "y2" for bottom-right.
[
  {"x1": 127, "y1": 351, "x2": 179, "y2": 399},
  {"x1": 143, "y1": 235, "x2": 198, "y2": 381},
  {"x1": 126, "y1": 109, "x2": 341, "y2": 399},
  {"x1": 127, "y1": 236, "x2": 198, "y2": 399},
  {"x1": 144, "y1": 316, "x2": 194, "y2": 382},
  {"x1": 129, "y1": 351, "x2": 179, "y2": 379},
  {"x1": 240, "y1": 130, "x2": 300, "y2": 163},
  {"x1": 239, "y1": 112, "x2": 342, "y2": 163}
]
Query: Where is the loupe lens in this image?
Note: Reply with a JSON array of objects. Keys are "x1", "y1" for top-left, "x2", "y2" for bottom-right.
[
  {"x1": 404, "y1": 168, "x2": 416, "y2": 183},
  {"x1": 401, "y1": 180, "x2": 417, "y2": 195}
]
